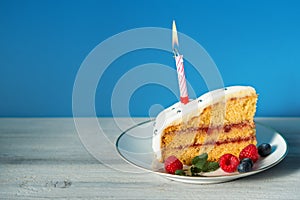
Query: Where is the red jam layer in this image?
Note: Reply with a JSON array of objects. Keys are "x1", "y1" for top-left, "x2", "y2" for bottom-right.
[
  {"x1": 174, "y1": 136, "x2": 256, "y2": 150},
  {"x1": 166, "y1": 121, "x2": 254, "y2": 135}
]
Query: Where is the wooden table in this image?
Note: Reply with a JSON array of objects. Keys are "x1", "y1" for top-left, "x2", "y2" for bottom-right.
[{"x1": 0, "y1": 118, "x2": 299, "y2": 199}]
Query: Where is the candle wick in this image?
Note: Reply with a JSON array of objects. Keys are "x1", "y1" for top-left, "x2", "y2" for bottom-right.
[{"x1": 173, "y1": 48, "x2": 179, "y2": 57}]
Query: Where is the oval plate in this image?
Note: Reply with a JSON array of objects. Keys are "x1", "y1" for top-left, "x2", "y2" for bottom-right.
[{"x1": 116, "y1": 120, "x2": 288, "y2": 184}]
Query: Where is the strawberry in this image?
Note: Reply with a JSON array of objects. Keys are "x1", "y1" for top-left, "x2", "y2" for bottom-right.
[
  {"x1": 239, "y1": 144, "x2": 259, "y2": 163},
  {"x1": 219, "y1": 154, "x2": 239, "y2": 173},
  {"x1": 164, "y1": 155, "x2": 183, "y2": 174}
]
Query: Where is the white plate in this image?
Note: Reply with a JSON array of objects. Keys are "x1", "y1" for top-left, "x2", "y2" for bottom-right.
[{"x1": 116, "y1": 120, "x2": 288, "y2": 184}]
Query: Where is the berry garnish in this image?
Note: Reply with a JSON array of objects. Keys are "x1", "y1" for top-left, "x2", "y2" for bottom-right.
[
  {"x1": 237, "y1": 161, "x2": 252, "y2": 173},
  {"x1": 258, "y1": 143, "x2": 272, "y2": 157},
  {"x1": 219, "y1": 154, "x2": 239, "y2": 173},
  {"x1": 239, "y1": 144, "x2": 259, "y2": 163},
  {"x1": 170, "y1": 153, "x2": 219, "y2": 176},
  {"x1": 164, "y1": 155, "x2": 183, "y2": 174},
  {"x1": 240, "y1": 158, "x2": 254, "y2": 168}
]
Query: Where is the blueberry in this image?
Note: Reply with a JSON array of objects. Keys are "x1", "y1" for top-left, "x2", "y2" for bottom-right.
[
  {"x1": 240, "y1": 158, "x2": 254, "y2": 168},
  {"x1": 237, "y1": 161, "x2": 252, "y2": 173},
  {"x1": 258, "y1": 143, "x2": 272, "y2": 157}
]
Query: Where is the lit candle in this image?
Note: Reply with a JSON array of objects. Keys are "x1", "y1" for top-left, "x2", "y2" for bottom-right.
[{"x1": 172, "y1": 20, "x2": 189, "y2": 104}]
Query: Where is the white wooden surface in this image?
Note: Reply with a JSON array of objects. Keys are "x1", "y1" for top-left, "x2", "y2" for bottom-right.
[{"x1": 0, "y1": 118, "x2": 299, "y2": 199}]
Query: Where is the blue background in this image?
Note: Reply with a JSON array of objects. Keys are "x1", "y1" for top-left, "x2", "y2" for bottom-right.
[{"x1": 1, "y1": 0, "x2": 300, "y2": 117}]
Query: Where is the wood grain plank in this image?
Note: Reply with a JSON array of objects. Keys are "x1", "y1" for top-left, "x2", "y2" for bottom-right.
[{"x1": 0, "y1": 118, "x2": 299, "y2": 199}]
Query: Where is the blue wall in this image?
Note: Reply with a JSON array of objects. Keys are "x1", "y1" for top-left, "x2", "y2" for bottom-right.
[{"x1": 1, "y1": 0, "x2": 300, "y2": 117}]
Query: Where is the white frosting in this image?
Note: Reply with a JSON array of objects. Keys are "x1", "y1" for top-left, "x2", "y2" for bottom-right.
[{"x1": 152, "y1": 86, "x2": 256, "y2": 161}]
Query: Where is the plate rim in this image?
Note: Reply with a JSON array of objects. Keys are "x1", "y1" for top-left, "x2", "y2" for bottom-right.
[{"x1": 116, "y1": 120, "x2": 288, "y2": 182}]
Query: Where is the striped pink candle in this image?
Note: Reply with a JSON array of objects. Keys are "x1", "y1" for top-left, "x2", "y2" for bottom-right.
[
  {"x1": 174, "y1": 54, "x2": 189, "y2": 104},
  {"x1": 172, "y1": 20, "x2": 189, "y2": 104}
]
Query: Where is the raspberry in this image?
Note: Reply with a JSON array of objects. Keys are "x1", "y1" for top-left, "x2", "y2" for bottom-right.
[
  {"x1": 239, "y1": 144, "x2": 259, "y2": 162},
  {"x1": 164, "y1": 156, "x2": 183, "y2": 174},
  {"x1": 219, "y1": 154, "x2": 239, "y2": 173}
]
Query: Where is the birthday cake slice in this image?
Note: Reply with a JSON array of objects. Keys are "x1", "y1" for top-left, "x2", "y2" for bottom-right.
[{"x1": 152, "y1": 86, "x2": 258, "y2": 165}]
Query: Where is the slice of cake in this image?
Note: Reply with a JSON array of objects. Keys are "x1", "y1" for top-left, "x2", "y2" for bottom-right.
[{"x1": 152, "y1": 86, "x2": 258, "y2": 165}]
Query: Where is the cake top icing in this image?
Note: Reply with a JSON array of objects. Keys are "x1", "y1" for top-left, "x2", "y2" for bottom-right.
[{"x1": 152, "y1": 85, "x2": 256, "y2": 161}]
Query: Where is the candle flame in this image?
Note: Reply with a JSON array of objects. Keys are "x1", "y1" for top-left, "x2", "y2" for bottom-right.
[{"x1": 172, "y1": 20, "x2": 179, "y2": 49}]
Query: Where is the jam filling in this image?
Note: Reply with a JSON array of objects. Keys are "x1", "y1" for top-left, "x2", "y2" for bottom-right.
[
  {"x1": 173, "y1": 136, "x2": 256, "y2": 150},
  {"x1": 165, "y1": 121, "x2": 254, "y2": 135}
]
